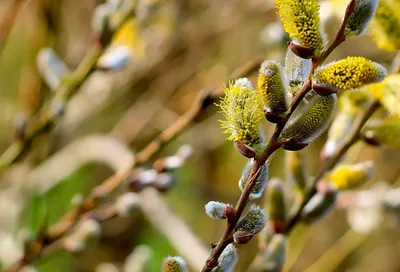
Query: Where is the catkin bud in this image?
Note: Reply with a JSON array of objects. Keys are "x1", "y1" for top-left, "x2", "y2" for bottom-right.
[
  {"x1": 212, "y1": 244, "x2": 237, "y2": 272},
  {"x1": 313, "y1": 57, "x2": 387, "y2": 93},
  {"x1": 115, "y1": 192, "x2": 138, "y2": 217},
  {"x1": 257, "y1": 61, "x2": 288, "y2": 122},
  {"x1": 260, "y1": 234, "x2": 287, "y2": 272},
  {"x1": 280, "y1": 94, "x2": 337, "y2": 150},
  {"x1": 154, "y1": 173, "x2": 175, "y2": 192},
  {"x1": 218, "y1": 79, "x2": 265, "y2": 150},
  {"x1": 235, "y1": 205, "x2": 267, "y2": 235},
  {"x1": 302, "y1": 181, "x2": 337, "y2": 221},
  {"x1": 162, "y1": 256, "x2": 188, "y2": 272},
  {"x1": 267, "y1": 179, "x2": 286, "y2": 233},
  {"x1": 238, "y1": 159, "x2": 268, "y2": 199},
  {"x1": 97, "y1": 46, "x2": 131, "y2": 70},
  {"x1": 91, "y1": 3, "x2": 116, "y2": 43},
  {"x1": 276, "y1": 0, "x2": 324, "y2": 58},
  {"x1": 37, "y1": 48, "x2": 70, "y2": 90},
  {"x1": 285, "y1": 151, "x2": 308, "y2": 192},
  {"x1": 363, "y1": 116, "x2": 400, "y2": 149},
  {"x1": 327, "y1": 161, "x2": 375, "y2": 190},
  {"x1": 64, "y1": 219, "x2": 101, "y2": 252},
  {"x1": 205, "y1": 201, "x2": 234, "y2": 220},
  {"x1": 284, "y1": 49, "x2": 312, "y2": 93},
  {"x1": 345, "y1": 0, "x2": 379, "y2": 37}
]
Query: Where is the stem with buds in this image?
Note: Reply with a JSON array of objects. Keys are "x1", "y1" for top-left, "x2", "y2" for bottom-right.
[{"x1": 202, "y1": 1, "x2": 358, "y2": 270}]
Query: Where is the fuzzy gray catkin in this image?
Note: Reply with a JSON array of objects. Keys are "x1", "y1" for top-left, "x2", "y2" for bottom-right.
[
  {"x1": 280, "y1": 94, "x2": 337, "y2": 145},
  {"x1": 238, "y1": 159, "x2": 268, "y2": 199}
]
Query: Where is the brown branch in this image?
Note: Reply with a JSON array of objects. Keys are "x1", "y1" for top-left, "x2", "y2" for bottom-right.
[
  {"x1": 315, "y1": 0, "x2": 356, "y2": 66},
  {"x1": 201, "y1": 78, "x2": 312, "y2": 271},
  {"x1": 0, "y1": 0, "x2": 25, "y2": 54},
  {"x1": 285, "y1": 100, "x2": 381, "y2": 232},
  {"x1": 0, "y1": 4, "x2": 135, "y2": 172}
]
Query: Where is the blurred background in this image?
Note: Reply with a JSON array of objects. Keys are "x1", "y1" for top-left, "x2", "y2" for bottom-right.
[{"x1": 0, "y1": 0, "x2": 399, "y2": 271}]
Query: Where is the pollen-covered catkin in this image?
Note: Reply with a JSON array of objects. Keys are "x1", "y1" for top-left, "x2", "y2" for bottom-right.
[
  {"x1": 218, "y1": 79, "x2": 265, "y2": 148},
  {"x1": 280, "y1": 94, "x2": 337, "y2": 145},
  {"x1": 327, "y1": 161, "x2": 375, "y2": 190},
  {"x1": 313, "y1": 57, "x2": 387, "y2": 92},
  {"x1": 162, "y1": 256, "x2": 188, "y2": 272},
  {"x1": 257, "y1": 61, "x2": 288, "y2": 117},
  {"x1": 345, "y1": 0, "x2": 379, "y2": 37},
  {"x1": 276, "y1": 0, "x2": 324, "y2": 55}
]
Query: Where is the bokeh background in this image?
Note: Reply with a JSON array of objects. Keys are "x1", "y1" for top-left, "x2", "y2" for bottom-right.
[{"x1": 0, "y1": 0, "x2": 399, "y2": 271}]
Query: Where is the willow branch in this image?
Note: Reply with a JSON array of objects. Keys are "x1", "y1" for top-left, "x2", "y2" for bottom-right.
[
  {"x1": 201, "y1": 76, "x2": 312, "y2": 271},
  {"x1": 202, "y1": 1, "x2": 361, "y2": 269}
]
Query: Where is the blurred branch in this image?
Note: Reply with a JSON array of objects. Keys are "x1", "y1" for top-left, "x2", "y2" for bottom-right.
[
  {"x1": 0, "y1": 3, "x2": 136, "y2": 172},
  {"x1": 48, "y1": 57, "x2": 263, "y2": 238},
  {"x1": 27, "y1": 135, "x2": 135, "y2": 193},
  {"x1": 286, "y1": 100, "x2": 381, "y2": 232},
  {"x1": 138, "y1": 188, "x2": 209, "y2": 270},
  {"x1": 4, "y1": 57, "x2": 263, "y2": 271},
  {"x1": 0, "y1": 0, "x2": 25, "y2": 54},
  {"x1": 304, "y1": 230, "x2": 367, "y2": 272}
]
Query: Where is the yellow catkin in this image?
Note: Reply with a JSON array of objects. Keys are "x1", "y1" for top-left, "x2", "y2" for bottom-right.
[
  {"x1": 328, "y1": 161, "x2": 374, "y2": 190},
  {"x1": 314, "y1": 57, "x2": 386, "y2": 91},
  {"x1": 276, "y1": 0, "x2": 324, "y2": 52},
  {"x1": 219, "y1": 81, "x2": 264, "y2": 146},
  {"x1": 162, "y1": 257, "x2": 187, "y2": 272},
  {"x1": 370, "y1": 0, "x2": 400, "y2": 51},
  {"x1": 257, "y1": 61, "x2": 288, "y2": 115}
]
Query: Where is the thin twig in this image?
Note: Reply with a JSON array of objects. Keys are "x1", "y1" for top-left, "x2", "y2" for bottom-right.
[
  {"x1": 304, "y1": 229, "x2": 367, "y2": 272},
  {"x1": 0, "y1": 0, "x2": 25, "y2": 54},
  {"x1": 316, "y1": 0, "x2": 356, "y2": 65}
]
